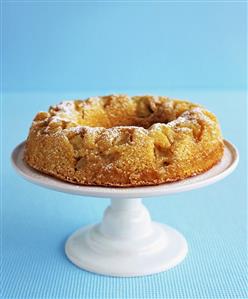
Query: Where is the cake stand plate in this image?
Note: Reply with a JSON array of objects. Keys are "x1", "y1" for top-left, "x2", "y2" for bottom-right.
[{"x1": 12, "y1": 140, "x2": 238, "y2": 277}]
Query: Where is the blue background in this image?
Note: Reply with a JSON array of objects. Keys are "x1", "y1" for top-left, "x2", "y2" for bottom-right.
[
  {"x1": 2, "y1": 2, "x2": 247, "y2": 299},
  {"x1": 3, "y1": 2, "x2": 247, "y2": 92}
]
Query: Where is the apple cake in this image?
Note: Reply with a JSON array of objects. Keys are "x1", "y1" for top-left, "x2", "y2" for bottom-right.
[{"x1": 24, "y1": 95, "x2": 224, "y2": 186}]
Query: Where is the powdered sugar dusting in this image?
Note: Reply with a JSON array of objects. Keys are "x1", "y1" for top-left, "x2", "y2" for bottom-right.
[
  {"x1": 57, "y1": 101, "x2": 75, "y2": 113},
  {"x1": 64, "y1": 126, "x2": 83, "y2": 134},
  {"x1": 49, "y1": 115, "x2": 69, "y2": 123},
  {"x1": 45, "y1": 97, "x2": 215, "y2": 143},
  {"x1": 167, "y1": 107, "x2": 214, "y2": 129}
]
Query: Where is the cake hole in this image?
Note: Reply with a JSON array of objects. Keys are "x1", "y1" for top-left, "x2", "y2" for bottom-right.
[{"x1": 75, "y1": 96, "x2": 181, "y2": 129}]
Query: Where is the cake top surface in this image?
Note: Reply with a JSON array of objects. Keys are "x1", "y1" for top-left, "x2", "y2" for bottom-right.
[{"x1": 32, "y1": 94, "x2": 216, "y2": 137}]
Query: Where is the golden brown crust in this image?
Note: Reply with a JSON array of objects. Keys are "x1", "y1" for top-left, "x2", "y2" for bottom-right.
[{"x1": 24, "y1": 95, "x2": 224, "y2": 187}]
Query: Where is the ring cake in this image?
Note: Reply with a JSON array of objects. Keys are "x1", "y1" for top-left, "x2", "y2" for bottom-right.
[{"x1": 24, "y1": 95, "x2": 224, "y2": 186}]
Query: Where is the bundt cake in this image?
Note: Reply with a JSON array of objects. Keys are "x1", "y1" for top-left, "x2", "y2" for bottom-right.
[{"x1": 24, "y1": 95, "x2": 224, "y2": 187}]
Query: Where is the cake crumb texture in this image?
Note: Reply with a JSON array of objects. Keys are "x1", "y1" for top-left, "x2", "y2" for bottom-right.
[{"x1": 24, "y1": 95, "x2": 224, "y2": 186}]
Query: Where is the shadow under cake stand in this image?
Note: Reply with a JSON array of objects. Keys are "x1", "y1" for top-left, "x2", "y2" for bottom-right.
[{"x1": 12, "y1": 140, "x2": 238, "y2": 277}]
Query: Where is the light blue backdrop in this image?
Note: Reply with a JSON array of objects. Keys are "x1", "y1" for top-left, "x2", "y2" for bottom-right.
[
  {"x1": 2, "y1": 2, "x2": 247, "y2": 299},
  {"x1": 3, "y1": 2, "x2": 246, "y2": 92}
]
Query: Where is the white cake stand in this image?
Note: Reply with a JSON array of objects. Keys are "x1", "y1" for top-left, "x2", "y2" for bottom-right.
[{"x1": 12, "y1": 140, "x2": 238, "y2": 277}]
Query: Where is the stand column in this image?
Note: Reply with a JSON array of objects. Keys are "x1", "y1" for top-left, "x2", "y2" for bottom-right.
[{"x1": 99, "y1": 198, "x2": 153, "y2": 240}]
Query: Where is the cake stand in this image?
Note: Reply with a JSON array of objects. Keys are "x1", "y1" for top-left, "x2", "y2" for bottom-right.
[{"x1": 11, "y1": 140, "x2": 238, "y2": 277}]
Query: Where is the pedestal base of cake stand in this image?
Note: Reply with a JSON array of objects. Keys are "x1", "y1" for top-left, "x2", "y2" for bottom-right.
[
  {"x1": 65, "y1": 197, "x2": 188, "y2": 276},
  {"x1": 11, "y1": 140, "x2": 238, "y2": 277}
]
